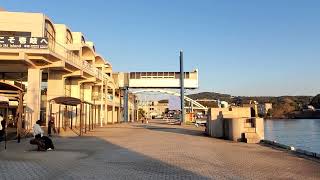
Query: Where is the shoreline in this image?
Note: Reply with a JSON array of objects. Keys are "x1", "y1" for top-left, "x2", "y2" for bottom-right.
[
  {"x1": 261, "y1": 140, "x2": 320, "y2": 160},
  {"x1": 265, "y1": 117, "x2": 320, "y2": 120}
]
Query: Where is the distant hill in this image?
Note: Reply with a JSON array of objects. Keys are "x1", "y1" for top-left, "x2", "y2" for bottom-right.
[
  {"x1": 187, "y1": 92, "x2": 232, "y2": 102},
  {"x1": 187, "y1": 92, "x2": 315, "y2": 118},
  {"x1": 187, "y1": 92, "x2": 312, "y2": 105}
]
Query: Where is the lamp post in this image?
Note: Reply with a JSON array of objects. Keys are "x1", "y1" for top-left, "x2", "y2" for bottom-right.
[{"x1": 180, "y1": 50, "x2": 185, "y2": 123}]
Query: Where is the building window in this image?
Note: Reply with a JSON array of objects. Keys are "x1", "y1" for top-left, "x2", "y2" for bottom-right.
[
  {"x1": 130, "y1": 72, "x2": 135, "y2": 79},
  {"x1": 44, "y1": 20, "x2": 55, "y2": 49},
  {"x1": 81, "y1": 36, "x2": 86, "y2": 44},
  {"x1": 185, "y1": 72, "x2": 190, "y2": 79}
]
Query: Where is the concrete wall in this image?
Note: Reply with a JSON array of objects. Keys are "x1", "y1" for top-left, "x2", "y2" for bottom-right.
[
  {"x1": 206, "y1": 117, "x2": 224, "y2": 138},
  {"x1": 255, "y1": 118, "x2": 264, "y2": 139},
  {"x1": 107, "y1": 107, "x2": 112, "y2": 123},
  {"x1": 83, "y1": 83, "x2": 92, "y2": 102},
  {"x1": 223, "y1": 118, "x2": 245, "y2": 141},
  {"x1": 210, "y1": 107, "x2": 251, "y2": 119},
  {"x1": 71, "y1": 32, "x2": 84, "y2": 44},
  {"x1": 54, "y1": 24, "x2": 67, "y2": 44},
  {"x1": 206, "y1": 107, "x2": 264, "y2": 143},
  {"x1": 0, "y1": 12, "x2": 45, "y2": 37}
]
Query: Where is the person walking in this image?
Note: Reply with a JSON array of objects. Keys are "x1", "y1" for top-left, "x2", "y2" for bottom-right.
[
  {"x1": 0, "y1": 114, "x2": 4, "y2": 141},
  {"x1": 0, "y1": 114, "x2": 3, "y2": 131},
  {"x1": 48, "y1": 115, "x2": 56, "y2": 137}
]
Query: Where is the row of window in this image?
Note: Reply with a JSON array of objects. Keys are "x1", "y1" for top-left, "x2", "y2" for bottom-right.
[
  {"x1": 129, "y1": 72, "x2": 190, "y2": 79},
  {"x1": 45, "y1": 20, "x2": 75, "y2": 45}
]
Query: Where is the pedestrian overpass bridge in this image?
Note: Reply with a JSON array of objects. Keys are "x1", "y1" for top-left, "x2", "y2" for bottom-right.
[
  {"x1": 115, "y1": 69, "x2": 206, "y2": 121},
  {"x1": 116, "y1": 69, "x2": 198, "y2": 89}
]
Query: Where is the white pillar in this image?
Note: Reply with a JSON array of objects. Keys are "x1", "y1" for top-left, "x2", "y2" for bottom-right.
[
  {"x1": 47, "y1": 70, "x2": 65, "y2": 125},
  {"x1": 112, "y1": 88, "x2": 115, "y2": 124},
  {"x1": 100, "y1": 82, "x2": 104, "y2": 127},
  {"x1": 104, "y1": 81, "x2": 108, "y2": 125},
  {"x1": 26, "y1": 68, "x2": 42, "y2": 129}
]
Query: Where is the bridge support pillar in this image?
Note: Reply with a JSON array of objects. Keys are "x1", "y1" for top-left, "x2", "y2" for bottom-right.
[{"x1": 180, "y1": 50, "x2": 185, "y2": 123}]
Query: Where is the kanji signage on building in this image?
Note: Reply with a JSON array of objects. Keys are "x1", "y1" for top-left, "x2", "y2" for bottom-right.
[{"x1": 0, "y1": 36, "x2": 48, "y2": 49}]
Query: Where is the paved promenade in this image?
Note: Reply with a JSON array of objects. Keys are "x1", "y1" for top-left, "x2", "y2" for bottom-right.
[{"x1": 0, "y1": 121, "x2": 319, "y2": 180}]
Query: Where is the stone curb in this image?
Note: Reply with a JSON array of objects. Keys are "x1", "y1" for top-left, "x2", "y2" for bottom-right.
[{"x1": 261, "y1": 140, "x2": 320, "y2": 159}]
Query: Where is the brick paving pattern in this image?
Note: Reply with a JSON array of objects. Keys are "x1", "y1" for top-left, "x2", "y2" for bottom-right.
[{"x1": 0, "y1": 121, "x2": 319, "y2": 180}]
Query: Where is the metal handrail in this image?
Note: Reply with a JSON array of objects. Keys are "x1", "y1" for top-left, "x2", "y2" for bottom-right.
[{"x1": 48, "y1": 39, "x2": 107, "y2": 79}]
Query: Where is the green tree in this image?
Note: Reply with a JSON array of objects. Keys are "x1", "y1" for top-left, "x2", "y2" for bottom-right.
[
  {"x1": 138, "y1": 108, "x2": 146, "y2": 120},
  {"x1": 310, "y1": 94, "x2": 320, "y2": 109}
]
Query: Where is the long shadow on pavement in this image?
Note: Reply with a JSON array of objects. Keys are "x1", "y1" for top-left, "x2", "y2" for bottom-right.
[
  {"x1": 0, "y1": 134, "x2": 211, "y2": 180},
  {"x1": 133, "y1": 124, "x2": 206, "y2": 137}
]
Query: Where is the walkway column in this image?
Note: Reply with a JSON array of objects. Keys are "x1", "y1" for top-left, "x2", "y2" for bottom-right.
[
  {"x1": 117, "y1": 91, "x2": 121, "y2": 123},
  {"x1": 104, "y1": 81, "x2": 108, "y2": 125},
  {"x1": 26, "y1": 68, "x2": 42, "y2": 129},
  {"x1": 130, "y1": 107, "x2": 134, "y2": 122},
  {"x1": 100, "y1": 82, "x2": 104, "y2": 127},
  {"x1": 47, "y1": 70, "x2": 65, "y2": 125},
  {"x1": 83, "y1": 83, "x2": 92, "y2": 130},
  {"x1": 117, "y1": 107, "x2": 120, "y2": 123},
  {"x1": 123, "y1": 87, "x2": 129, "y2": 122},
  {"x1": 112, "y1": 88, "x2": 115, "y2": 124}
]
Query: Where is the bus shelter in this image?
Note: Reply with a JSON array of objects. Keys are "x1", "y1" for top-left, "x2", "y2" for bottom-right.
[
  {"x1": 49, "y1": 97, "x2": 99, "y2": 136},
  {"x1": 0, "y1": 82, "x2": 24, "y2": 145},
  {"x1": 0, "y1": 96, "x2": 9, "y2": 149}
]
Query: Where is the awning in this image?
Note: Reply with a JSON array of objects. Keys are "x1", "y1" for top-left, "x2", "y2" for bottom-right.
[
  {"x1": 49, "y1": 97, "x2": 82, "y2": 106},
  {"x1": 49, "y1": 96, "x2": 94, "y2": 106},
  {"x1": 0, "y1": 82, "x2": 23, "y2": 92}
]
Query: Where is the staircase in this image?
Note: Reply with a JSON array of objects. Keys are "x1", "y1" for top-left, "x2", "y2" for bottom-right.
[{"x1": 243, "y1": 119, "x2": 261, "y2": 144}]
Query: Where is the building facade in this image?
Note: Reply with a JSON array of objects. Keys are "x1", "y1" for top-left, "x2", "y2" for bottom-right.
[
  {"x1": 0, "y1": 10, "x2": 135, "y2": 130},
  {"x1": 138, "y1": 100, "x2": 169, "y2": 119}
]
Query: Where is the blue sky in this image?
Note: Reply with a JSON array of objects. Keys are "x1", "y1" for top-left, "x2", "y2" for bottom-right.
[{"x1": 2, "y1": 0, "x2": 320, "y2": 96}]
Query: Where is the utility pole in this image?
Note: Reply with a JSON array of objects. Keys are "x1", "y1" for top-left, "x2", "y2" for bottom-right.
[{"x1": 180, "y1": 50, "x2": 185, "y2": 123}]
